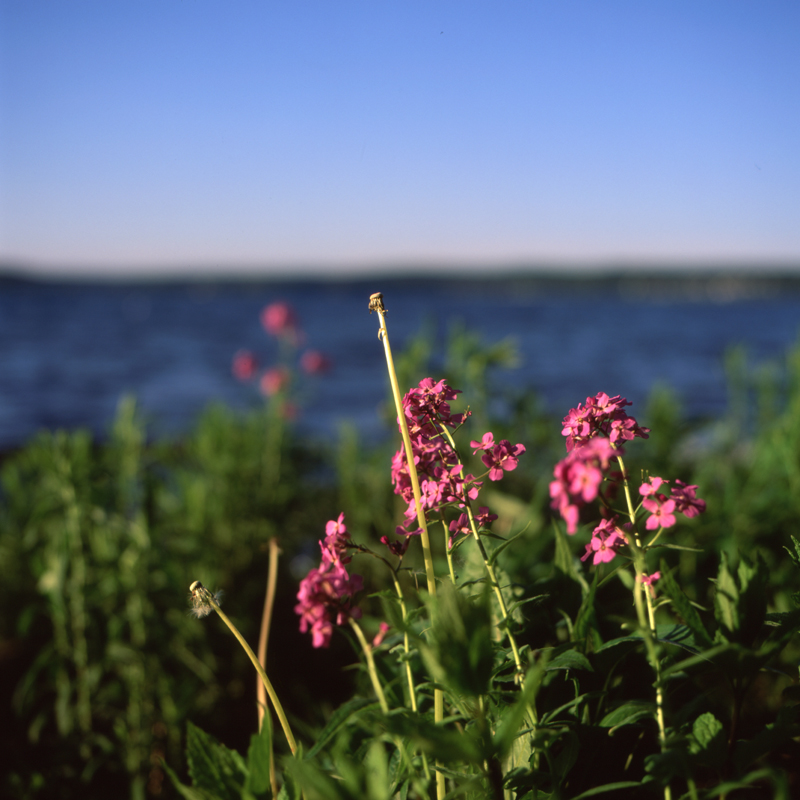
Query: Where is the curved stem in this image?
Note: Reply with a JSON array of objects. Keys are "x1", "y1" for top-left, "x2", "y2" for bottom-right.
[
  {"x1": 201, "y1": 587, "x2": 298, "y2": 755},
  {"x1": 349, "y1": 619, "x2": 390, "y2": 714}
]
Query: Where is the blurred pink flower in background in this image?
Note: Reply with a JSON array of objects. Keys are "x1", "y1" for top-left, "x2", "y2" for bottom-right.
[
  {"x1": 300, "y1": 349, "x2": 331, "y2": 374},
  {"x1": 259, "y1": 366, "x2": 290, "y2": 396},
  {"x1": 231, "y1": 349, "x2": 258, "y2": 380},
  {"x1": 260, "y1": 302, "x2": 298, "y2": 338}
]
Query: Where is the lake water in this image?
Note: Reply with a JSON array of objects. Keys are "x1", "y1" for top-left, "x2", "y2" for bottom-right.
[{"x1": 1, "y1": 273, "x2": 799, "y2": 450}]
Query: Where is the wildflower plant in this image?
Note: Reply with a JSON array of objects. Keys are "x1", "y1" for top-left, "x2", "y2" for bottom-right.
[{"x1": 165, "y1": 294, "x2": 800, "y2": 800}]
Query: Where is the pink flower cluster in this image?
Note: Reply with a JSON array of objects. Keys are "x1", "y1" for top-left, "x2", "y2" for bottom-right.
[
  {"x1": 561, "y1": 392, "x2": 650, "y2": 452},
  {"x1": 639, "y1": 477, "x2": 706, "y2": 531},
  {"x1": 231, "y1": 301, "x2": 331, "y2": 398},
  {"x1": 388, "y1": 378, "x2": 524, "y2": 550},
  {"x1": 391, "y1": 378, "x2": 476, "y2": 536},
  {"x1": 581, "y1": 516, "x2": 627, "y2": 565},
  {"x1": 295, "y1": 513, "x2": 363, "y2": 648},
  {"x1": 550, "y1": 436, "x2": 617, "y2": 534}
]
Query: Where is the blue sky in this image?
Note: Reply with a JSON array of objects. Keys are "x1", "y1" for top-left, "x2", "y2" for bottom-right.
[{"x1": 1, "y1": 1, "x2": 799, "y2": 276}]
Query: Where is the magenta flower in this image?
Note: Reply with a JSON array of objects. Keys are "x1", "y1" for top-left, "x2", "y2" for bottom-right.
[
  {"x1": 470, "y1": 432, "x2": 495, "y2": 453},
  {"x1": 372, "y1": 622, "x2": 390, "y2": 648},
  {"x1": 261, "y1": 301, "x2": 299, "y2": 338},
  {"x1": 296, "y1": 514, "x2": 363, "y2": 648},
  {"x1": 670, "y1": 480, "x2": 706, "y2": 518},
  {"x1": 639, "y1": 477, "x2": 667, "y2": 497},
  {"x1": 232, "y1": 349, "x2": 258, "y2": 380},
  {"x1": 474, "y1": 506, "x2": 498, "y2": 529},
  {"x1": 448, "y1": 512, "x2": 471, "y2": 549},
  {"x1": 295, "y1": 561, "x2": 363, "y2": 648},
  {"x1": 550, "y1": 437, "x2": 617, "y2": 534},
  {"x1": 380, "y1": 534, "x2": 411, "y2": 558},
  {"x1": 259, "y1": 366, "x2": 290, "y2": 396},
  {"x1": 391, "y1": 378, "x2": 480, "y2": 522},
  {"x1": 561, "y1": 392, "x2": 649, "y2": 452},
  {"x1": 581, "y1": 530, "x2": 624, "y2": 565},
  {"x1": 639, "y1": 571, "x2": 661, "y2": 597},
  {"x1": 642, "y1": 495, "x2": 677, "y2": 530},
  {"x1": 300, "y1": 349, "x2": 331, "y2": 374},
  {"x1": 482, "y1": 440, "x2": 526, "y2": 481},
  {"x1": 321, "y1": 513, "x2": 351, "y2": 566}
]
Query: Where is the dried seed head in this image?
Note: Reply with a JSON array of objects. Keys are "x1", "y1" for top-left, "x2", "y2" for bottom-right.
[
  {"x1": 188, "y1": 581, "x2": 223, "y2": 619},
  {"x1": 368, "y1": 293, "x2": 386, "y2": 314}
]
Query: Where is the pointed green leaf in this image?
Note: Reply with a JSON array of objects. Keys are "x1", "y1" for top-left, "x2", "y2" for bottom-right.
[
  {"x1": 545, "y1": 649, "x2": 594, "y2": 673},
  {"x1": 186, "y1": 722, "x2": 248, "y2": 800},
  {"x1": 599, "y1": 701, "x2": 655, "y2": 730},
  {"x1": 245, "y1": 717, "x2": 272, "y2": 798},
  {"x1": 304, "y1": 697, "x2": 376, "y2": 759},
  {"x1": 658, "y1": 560, "x2": 713, "y2": 648}
]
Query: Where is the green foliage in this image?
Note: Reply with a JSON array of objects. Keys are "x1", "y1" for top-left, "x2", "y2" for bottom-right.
[{"x1": 3, "y1": 325, "x2": 800, "y2": 798}]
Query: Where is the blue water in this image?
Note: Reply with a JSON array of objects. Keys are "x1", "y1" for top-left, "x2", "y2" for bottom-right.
[{"x1": 1, "y1": 275, "x2": 799, "y2": 450}]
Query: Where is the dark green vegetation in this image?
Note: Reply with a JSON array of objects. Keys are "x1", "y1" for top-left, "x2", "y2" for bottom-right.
[{"x1": 2, "y1": 326, "x2": 800, "y2": 799}]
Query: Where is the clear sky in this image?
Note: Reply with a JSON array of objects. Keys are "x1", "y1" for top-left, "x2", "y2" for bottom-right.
[{"x1": 1, "y1": 1, "x2": 799, "y2": 276}]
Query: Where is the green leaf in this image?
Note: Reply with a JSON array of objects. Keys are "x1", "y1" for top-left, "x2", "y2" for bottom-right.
[
  {"x1": 186, "y1": 722, "x2": 248, "y2": 800},
  {"x1": 657, "y1": 560, "x2": 713, "y2": 648},
  {"x1": 488, "y1": 528, "x2": 525, "y2": 567},
  {"x1": 162, "y1": 759, "x2": 219, "y2": 800},
  {"x1": 573, "y1": 569, "x2": 599, "y2": 646},
  {"x1": 599, "y1": 701, "x2": 656, "y2": 731},
  {"x1": 714, "y1": 551, "x2": 739, "y2": 638},
  {"x1": 690, "y1": 712, "x2": 724, "y2": 752},
  {"x1": 304, "y1": 697, "x2": 376, "y2": 759},
  {"x1": 545, "y1": 650, "x2": 594, "y2": 673},
  {"x1": 245, "y1": 717, "x2": 272, "y2": 798},
  {"x1": 783, "y1": 535, "x2": 800, "y2": 571}
]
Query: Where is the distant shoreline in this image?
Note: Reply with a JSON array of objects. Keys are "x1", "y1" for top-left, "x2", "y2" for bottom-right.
[{"x1": 3, "y1": 262, "x2": 800, "y2": 301}]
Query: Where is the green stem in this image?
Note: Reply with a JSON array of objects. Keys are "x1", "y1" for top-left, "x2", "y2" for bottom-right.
[
  {"x1": 369, "y1": 292, "x2": 445, "y2": 800},
  {"x1": 616, "y1": 455, "x2": 671, "y2": 800},
  {"x1": 201, "y1": 586, "x2": 298, "y2": 755},
  {"x1": 349, "y1": 619, "x2": 390, "y2": 714}
]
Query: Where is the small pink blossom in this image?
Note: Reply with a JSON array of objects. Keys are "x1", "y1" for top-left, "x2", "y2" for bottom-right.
[
  {"x1": 639, "y1": 477, "x2": 667, "y2": 497},
  {"x1": 448, "y1": 512, "x2": 471, "y2": 549},
  {"x1": 561, "y1": 392, "x2": 649, "y2": 452},
  {"x1": 639, "y1": 571, "x2": 661, "y2": 597},
  {"x1": 482, "y1": 440, "x2": 526, "y2": 481},
  {"x1": 300, "y1": 350, "x2": 331, "y2": 374},
  {"x1": 232, "y1": 350, "x2": 258, "y2": 380},
  {"x1": 372, "y1": 622, "x2": 390, "y2": 648},
  {"x1": 670, "y1": 480, "x2": 706, "y2": 518},
  {"x1": 642, "y1": 496, "x2": 677, "y2": 530},
  {"x1": 470, "y1": 432, "x2": 495, "y2": 453},
  {"x1": 259, "y1": 366, "x2": 290, "y2": 396},
  {"x1": 261, "y1": 301, "x2": 299, "y2": 338},
  {"x1": 581, "y1": 516, "x2": 625, "y2": 565}
]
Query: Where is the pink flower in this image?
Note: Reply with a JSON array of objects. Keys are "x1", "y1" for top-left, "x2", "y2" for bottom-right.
[
  {"x1": 259, "y1": 366, "x2": 290, "y2": 396},
  {"x1": 561, "y1": 392, "x2": 649, "y2": 453},
  {"x1": 321, "y1": 513, "x2": 351, "y2": 566},
  {"x1": 474, "y1": 506, "x2": 498, "y2": 529},
  {"x1": 482, "y1": 440, "x2": 526, "y2": 481},
  {"x1": 261, "y1": 302, "x2": 299, "y2": 338},
  {"x1": 380, "y1": 534, "x2": 411, "y2": 558},
  {"x1": 550, "y1": 437, "x2": 617, "y2": 534},
  {"x1": 295, "y1": 514, "x2": 363, "y2": 648},
  {"x1": 639, "y1": 571, "x2": 661, "y2": 597},
  {"x1": 295, "y1": 561, "x2": 363, "y2": 648},
  {"x1": 670, "y1": 480, "x2": 706, "y2": 518},
  {"x1": 470, "y1": 432, "x2": 495, "y2": 453},
  {"x1": 639, "y1": 477, "x2": 667, "y2": 497},
  {"x1": 232, "y1": 350, "x2": 258, "y2": 380},
  {"x1": 642, "y1": 496, "x2": 677, "y2": 530},
  {"x1": 581, "y1": 517, "x2": 625, "y2": 565},
  {"x1": 372, "y1": 622, "x2": 390, "y2": 648},
  {"x1": 300, "y1": 350, "x2": 331, "y2": 374},
  {"x1": 448, "y1": 512, "x2": 471, "y2": 549}
]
